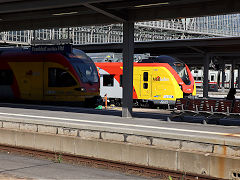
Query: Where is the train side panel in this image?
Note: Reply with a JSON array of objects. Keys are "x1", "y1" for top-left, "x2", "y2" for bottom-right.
[
  {"x1": 43, "y1": 61, "x2": 85, "y2": 102},
  {"x1": 9, "y1": 60, "x2": 92, "y2": 103},
  {"x1": 193, "y1": 83, "x2": 197, "y2": 96},
  {"x1": 0, "y1": 60, "x2": 17, "y2": 99},
  {"x1": 0, "y1": 48, "x2": 100, "y2": 105},
  {"x1": 96, "y1": 62, "x2": 187, "y2": 105},
  {"x1": 133, "y1": 68, "x2": 152, "y2": 100},
  {"x1": 97, "y1": 63, "x2": 123, "y2": 99},
  {"x1": 98, "y1": 68, "x2": 122, "y2": 99},
  {"x1": 134, "y1": 66, "x2": 183, "y2": 104},
  {"x1": 8, "y1": 61, "x2": 44, "y2": 101},
  {"x1": 152, "y1": 66, "x2": 183, "y2": 102}
]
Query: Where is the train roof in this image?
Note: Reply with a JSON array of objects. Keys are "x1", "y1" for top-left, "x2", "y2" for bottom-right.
[
  {"x1": 0, "y1": 47, "x2": 28, "y2": 54},
  {"x1": 0, "y1": 45, "x2": 81, "y2": 56},
  {"x1": 139, "y1": 55, "x2": 184, "y2": 64}
]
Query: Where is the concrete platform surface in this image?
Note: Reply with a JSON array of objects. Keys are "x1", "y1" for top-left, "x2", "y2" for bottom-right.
[
  {"x1": 0, "y1": 102, "x2": 239, "y2": 146},
  {"x1": 0, "y1": 103, "x2": 240, "y2": 180}
]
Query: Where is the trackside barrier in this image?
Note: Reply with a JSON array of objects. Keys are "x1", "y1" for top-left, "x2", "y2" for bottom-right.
[{"x1": 0, "y1": 117, "x2": 239, "y2": 180}]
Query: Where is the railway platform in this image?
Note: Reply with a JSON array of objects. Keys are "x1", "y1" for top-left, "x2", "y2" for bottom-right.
[{"x1": 0, "y1": 103, "x2": 239, "y2": 180}]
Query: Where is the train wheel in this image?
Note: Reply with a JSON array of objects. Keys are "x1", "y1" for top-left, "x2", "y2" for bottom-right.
[
  {"x1": 139, "y1": 102, "x2": 145, "y2": 108},
  {"x1": 134, "y1": 100, "x2": 141, "y2": 107},
  {"x1": 114, "y1": 100, "x2": 122, "y2": 107},
  {"x1": 148, "y1": 101, "x2": 155, "y2": 108}
]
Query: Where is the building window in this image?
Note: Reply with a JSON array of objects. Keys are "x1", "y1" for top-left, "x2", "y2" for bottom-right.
[
  {"x1": 103, "y1": 75, "x2": 114, "y2": 86},
  {"x1": 48, "y1": 68, "x2": 77, "y2": 87},
  {"x1": 0, "y1": 70, "x2": 13, "y2": 85}
]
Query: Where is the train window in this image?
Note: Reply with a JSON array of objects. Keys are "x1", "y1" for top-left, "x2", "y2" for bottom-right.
[
  {"x1": 103, "y1": 75, "x2": 114, "y2": 86},
  {"x1": 225, "y1": 74, "x2": 228, "y2": 81},
  {"x1": 72, "y1": 62, "x2": 99, "y2": 83},
  {"x1": 172, "y1": 63, "x2": 191, "y2": 85},
  {"x1": 0, "y1": 70, "x2": 13, "y2": 85},
  {"x1": 48, "y1": 68, "x2": 77, "y2": 87},
  {"x1": 143, "y1": 83, "x2": 148, "y2": 89},
  {"x1": 211, "y1": 75, "x2": 215, "y2": 81},
  {"x1": 143, "y1": 72, "x2": 148, "y2": 81},
  {"x1": 120, "y1": 75, "x2": 123, "y2": 87}
]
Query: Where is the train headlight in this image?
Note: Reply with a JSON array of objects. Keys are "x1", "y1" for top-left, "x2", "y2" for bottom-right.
[
  {"x1": 75, "y1": 87, "x2": 86, "y2": 92},
  {"x1": 179, "y1": 85, "x2": 182, "y2": 90},
  {"x1": 80, "y1": 87, "x2": 86, "y2": 92}
]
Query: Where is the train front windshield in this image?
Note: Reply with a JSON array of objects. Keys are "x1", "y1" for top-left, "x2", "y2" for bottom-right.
[
  {"x1": 146, "y1": 55, "x2": 191, "y2": 85},
  {"x1": 69, "y1": 49, "x2": 99, "y2": 84},
  {"x1": 172, "y1": 63, "x2": 191, "y2": 85}
]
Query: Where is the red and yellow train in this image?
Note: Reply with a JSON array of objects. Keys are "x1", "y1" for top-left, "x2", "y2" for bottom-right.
[
  {"x1": 95, "y1": 55, "x2": 196, "y2": 107},
  {"x1": 0, "y1": 46, "x2": 100, "y2": 106}
]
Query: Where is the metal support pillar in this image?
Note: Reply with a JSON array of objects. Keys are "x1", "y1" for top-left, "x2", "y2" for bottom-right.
[
  {"x1": 221, "y1": 61, "x2": 225, "y2": 90},
  {"x1": 122, "y1": 21, "x2": 134, "y2": 118},
  {"x1": 203, "y1": 54, "x2": 209, "y2": 98},
  {"x1": 238, "y1": 65, "x2": 240, "y2": 89},
  {"x1": 33, "y1": 30, "x2": 36, "y2": 41},
  {"x1": 231, "y1": 60, "x2": 235, "y2": 88},
  {"x1": 68, "y1": 27, "x2": 70, "y2": 39}
]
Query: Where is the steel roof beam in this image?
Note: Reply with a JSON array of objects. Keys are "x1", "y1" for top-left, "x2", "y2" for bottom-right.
[
  {"x1": 0, "y1": 0, "x2": 121, "y2": 14},
  {"x1": 0, "y1": 0, "x2": 23, "y2": 3},
  {"x1": 75, "y1": 37, "x2": 240, "y2": 51},
  {"x1": 0, "y1": 14, "x2": 117, "y2": 31},
  {"x1": 0, "y1": 0, "x2": 239, "y2": 31},
  {"x1": 0, "y1": 7, "x2": 93, "y2": 22},
  {"x1": 129, "y1": 0, "x2": 240, "y2": 21},
  {"x1": 82, "y1": 3, "x2": 126, "y2": 22},
  {"x1": 187, "y1": 46, "x2": 206, "y2": 55},
  {"x1": 101, "y1": 0, "x2": 214, "y2": 10}
]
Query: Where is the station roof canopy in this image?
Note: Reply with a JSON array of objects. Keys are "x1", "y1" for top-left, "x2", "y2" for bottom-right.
[
  {"x1": 0, "y1": 0, "x2": 240, "y2": 31},
  {"x1": 76, "y1": 37, "x2": 240, "y2": 65}
]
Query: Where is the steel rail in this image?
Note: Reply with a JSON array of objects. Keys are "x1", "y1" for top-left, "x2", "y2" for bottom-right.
[{"x1": 0, "y1": 144, "x2": 221, "y2": 180}]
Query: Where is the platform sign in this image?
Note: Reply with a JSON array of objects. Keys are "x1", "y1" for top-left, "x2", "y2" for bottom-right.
[{"x1": 30, "y1": 44, "x2": 72, "y2": 53}]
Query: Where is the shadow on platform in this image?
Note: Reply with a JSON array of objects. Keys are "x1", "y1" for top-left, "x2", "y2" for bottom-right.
[{"x1": 0, "y1": 102, "x2": 169, "y2": 121}]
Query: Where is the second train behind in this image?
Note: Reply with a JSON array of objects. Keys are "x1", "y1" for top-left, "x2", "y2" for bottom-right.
[{"x1": 94, "y1": 55, "x2": 196, "y2": 107}]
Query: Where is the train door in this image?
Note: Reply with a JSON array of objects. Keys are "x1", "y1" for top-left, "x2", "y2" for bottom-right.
[
  {"x1": 209, "y1": 72, "x2": 218, "y2": 91},
  {"x1": 8, "y1": 61, "x2": 44, "y2": 100},
  {"x1": 43, "y1": 62, "x2": 79, "y2": 102},
  {"x1": 209, "y1": 72, "x2": 216, "y2": 85},
  {"x1": 225, "y1": 71, "x2": 230, "y2": 88},
  {"x1": 27, "y1": 62, "x2": 44, "y2": 100},
  {"x1": 140, "y1": 71, "x2": 151, "y2": 98}
]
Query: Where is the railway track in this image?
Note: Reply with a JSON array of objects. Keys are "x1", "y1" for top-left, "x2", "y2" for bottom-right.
[{"x1": 0, "y1": 144, "x2": 221, "y2": 180}]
